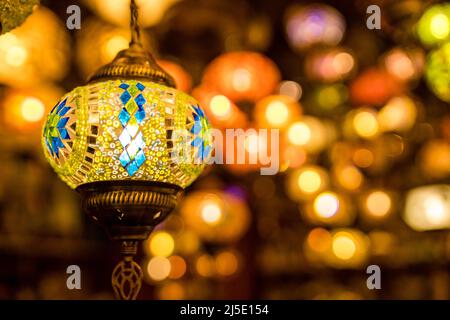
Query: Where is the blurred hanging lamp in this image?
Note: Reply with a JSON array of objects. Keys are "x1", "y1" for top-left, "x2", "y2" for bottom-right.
[
  {"x1": 41, "y1": 0, "x2": 211, "y2": 300},
  {"x1": 0, "y1": 0, "x2": 40, "y2": 34}
]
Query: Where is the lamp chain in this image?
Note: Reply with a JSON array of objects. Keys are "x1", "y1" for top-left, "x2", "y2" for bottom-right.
[{"x1": 130, "y1": 0, "x2": 141, "y2": 46}]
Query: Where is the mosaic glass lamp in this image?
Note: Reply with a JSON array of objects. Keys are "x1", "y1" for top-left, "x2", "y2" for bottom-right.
[{"x1": 41, "y1": 0, "x2": 211, "y2": 300}]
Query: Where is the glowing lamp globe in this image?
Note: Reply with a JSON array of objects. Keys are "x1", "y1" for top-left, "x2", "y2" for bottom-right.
[
  {"x1": 425, "y1": 42, "x2": 450, "y2": 102},
  {"x1": 417, "y1": 4, "x2": 450, "y2": 47},
  {"x1": 42, "y1": 79, "x2": 210, "y2": 191},
  {"x1": 41, "y1": 0, "x2": 211, "y2": 300},
  {"x1": 202, "y1": 51, "x2": 280, "y2": 103}
]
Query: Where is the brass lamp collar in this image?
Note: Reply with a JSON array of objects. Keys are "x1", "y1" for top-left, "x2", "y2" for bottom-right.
[{"x1": 88, "y1": 43, "x2": 176, "y2": 87}]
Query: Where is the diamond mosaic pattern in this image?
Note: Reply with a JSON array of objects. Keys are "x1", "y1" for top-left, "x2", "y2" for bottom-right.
[
  {"x1": 43, "y1": 98, "x2": 71, "y2": 157},
  {"x1": 118, "y1": 82, "x2": 147, "y2": 176},
  {"x1": 190, "y1": 104, "x2": 211, "y2": 161}
]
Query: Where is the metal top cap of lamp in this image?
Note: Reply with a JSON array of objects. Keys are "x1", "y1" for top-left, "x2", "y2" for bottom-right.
[{"x1": 41, "y1": 0, "x2": 211, "y2": 300}]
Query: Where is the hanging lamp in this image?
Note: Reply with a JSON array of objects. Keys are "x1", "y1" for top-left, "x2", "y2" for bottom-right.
[{"x1": 41, "y1": 0, "x2": 211, "y2": 299}]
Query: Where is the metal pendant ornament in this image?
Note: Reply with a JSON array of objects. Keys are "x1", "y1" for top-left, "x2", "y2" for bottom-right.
[{"x1": 41, "y1": 0, "x2": 211, "y2": 300}]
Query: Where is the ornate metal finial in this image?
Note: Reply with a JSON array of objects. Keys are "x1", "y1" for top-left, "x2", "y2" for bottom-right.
[
  {"x1": 77, "y1": 181, "x2": 181, "y2": 300},
  {"x1": 111, "y1": 241, "x2": 143, "y2": 300},
  {"x1": 88, "y1": 0, "x2": 175, "y2": 87}
]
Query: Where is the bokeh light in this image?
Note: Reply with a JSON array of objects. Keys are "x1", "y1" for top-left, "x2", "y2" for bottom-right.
[
  {"x1": 278, "y1": 81, "x2": 303, "y2": 101},
  {"x1": 147, "y1": 231, "x2": 175, "y2": 257},
  {"x1": 313, "y1": 83, "x2": 348, "y2": 112},
  {"x1": 284, "y1": 4, "x2": 345, "y2": 51},
  {"x1": 383, "y1": 47, "x2": 424, "y2": 82},
  {"x1": 192, "y1": 86, "x2": 247, "y2": 129},
  {"x1": 168, "y1": 256, "x2": 187, "y2": 279},
  {"x1": 404, "y1": 185, "x2": 450, "y2": 231},
  {"x1": 304, "y1": 191, "x2": 355, "y2": 226},
  {"x1": 202, "y1": 51, "x2": 281, "y2": 103},
  {"x1": 305, "y1": 227, "x2": 332, "y2": 254},
  {"x1": 333, "y1": 164, "x2": 363, "y2": 191},
  {"x1": 378, "y1": 96, "x2": 418, "y2": 133},
  {"x1": 209, "y1": 95, "x2": 232, "y2": 120},
  {"x1": 305, "y1": 228, "x2": 369, "y2": 269},
  {"x1": 286, "y1": 165, "x2": 329, "y2": 201},
  {"x1": 350, "y1": 68, "x2": 404, "y2": 106},
  {"x1": 314, "y1": 191, "x2": 339, "y2": 218},
  {"x1": 215, "y1": 250, "x2": 240, "y2": 277},
  {"x1": 286, "y1": 116, "x2": 328, "y2": 153},
  {"x1": 326, "y1": 229, "x2": 370, "y2": 268},
  {"x1": 425, "y1": 42, "x2": 450, "y2": 102},
  {"x1": 363, "y1": 190, "x2": 393, "y2": 219},
  {"x1": 1, "y1": 86, "x2": 64, "y2": 133},
  {"x1": 180, "y1": 191, "x2": 251, "y2": 243},
  {"x1": 332, "y1": 232, "x2": 356, "y2": 260},
  {"x1": 305, "y1": 47, "x2": 356, "y2": 82},
  {"x1": 352, "y1": 148, "x2": 374, "y2": 168},
  {"x1": 254, "y1": 95, "x2": 301, "y2": 129},
  {"x1": 147, "y1": 256, "x2": 172, "y2": 281},
  {"x1": 419, "y1": 139, "x2": 450, "y2": 179},
  {"x1": 417, "y1": 4, "x2": 450, "y2": 47},
  {"x1": 195, "y1": 254, "x2": 216, "y2": 277},
  {"x1": 351, "y1": 109, "x2": 379, "y2": 139}
]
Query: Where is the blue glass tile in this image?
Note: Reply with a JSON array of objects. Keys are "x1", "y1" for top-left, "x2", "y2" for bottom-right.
[
  {"x1": 119, "y1": 151, "x2": 131, "y2": 167},
  {"x1": 193, "y1": 113, "x2": 200, "y2": 121},
  {"x1": 119, "y1": 83, "x2": 130, "y2": 89},
  {"x1": 118, "y1": 108, "x2": 131, "y2": 126},
  {"x1": 203, "y1": 145, "x2": 211, "y2": 159},
  {"x1": 135, "y1": 110, "x2": 146, "y2": 124},
  {"x1": 191, "y1": 137, "x2": 202, "y2": 147},
  {"x1": 57, "y1": 137, "x2": 64, "y2": 148},
  {"x1": 196, "y1": 143, "x2": 204, "y2": 160},
  {"x1": 135, "y1": 150, "x2": 146, "y2": 167},
  {"x1": 56, "y1": 98, "x2": 67, "y2": 113},
  {"x1": 193, "y1": 105, "x2": 205, "y2": 118},
  {"x1": 191, "y1": 121, "x2": 202, "y2": 134},
  {"x1": 59, "y1": 106, "x2": 71, "y2": 116},
  {"x1": 45, "y1": 140, "x2": 53, "y2": 156},
  {"x1": 58, "y1": 117, "x2": 69, "y2": 127},
  {"x1": 134, "y1": 93, "x2": 146, "y2": 108},
  {"x1": 59, "y1": 128, "x2": 69, "y2": 139},
  {"x1": 50, "y1": 138, "x2": 58, "y2": 152},
  {"x1": 51, "y1": 138, "x2": 59, "y2": 152},
  {"x1": 136, "y1": 82, "x2": 145, "y2": 91},
  {"x1": 120, "y1": 91, "x2": 131, "y2": 105},
  {"x1": 126, "y1": 161, "x2": 139, "y2": 176}
]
